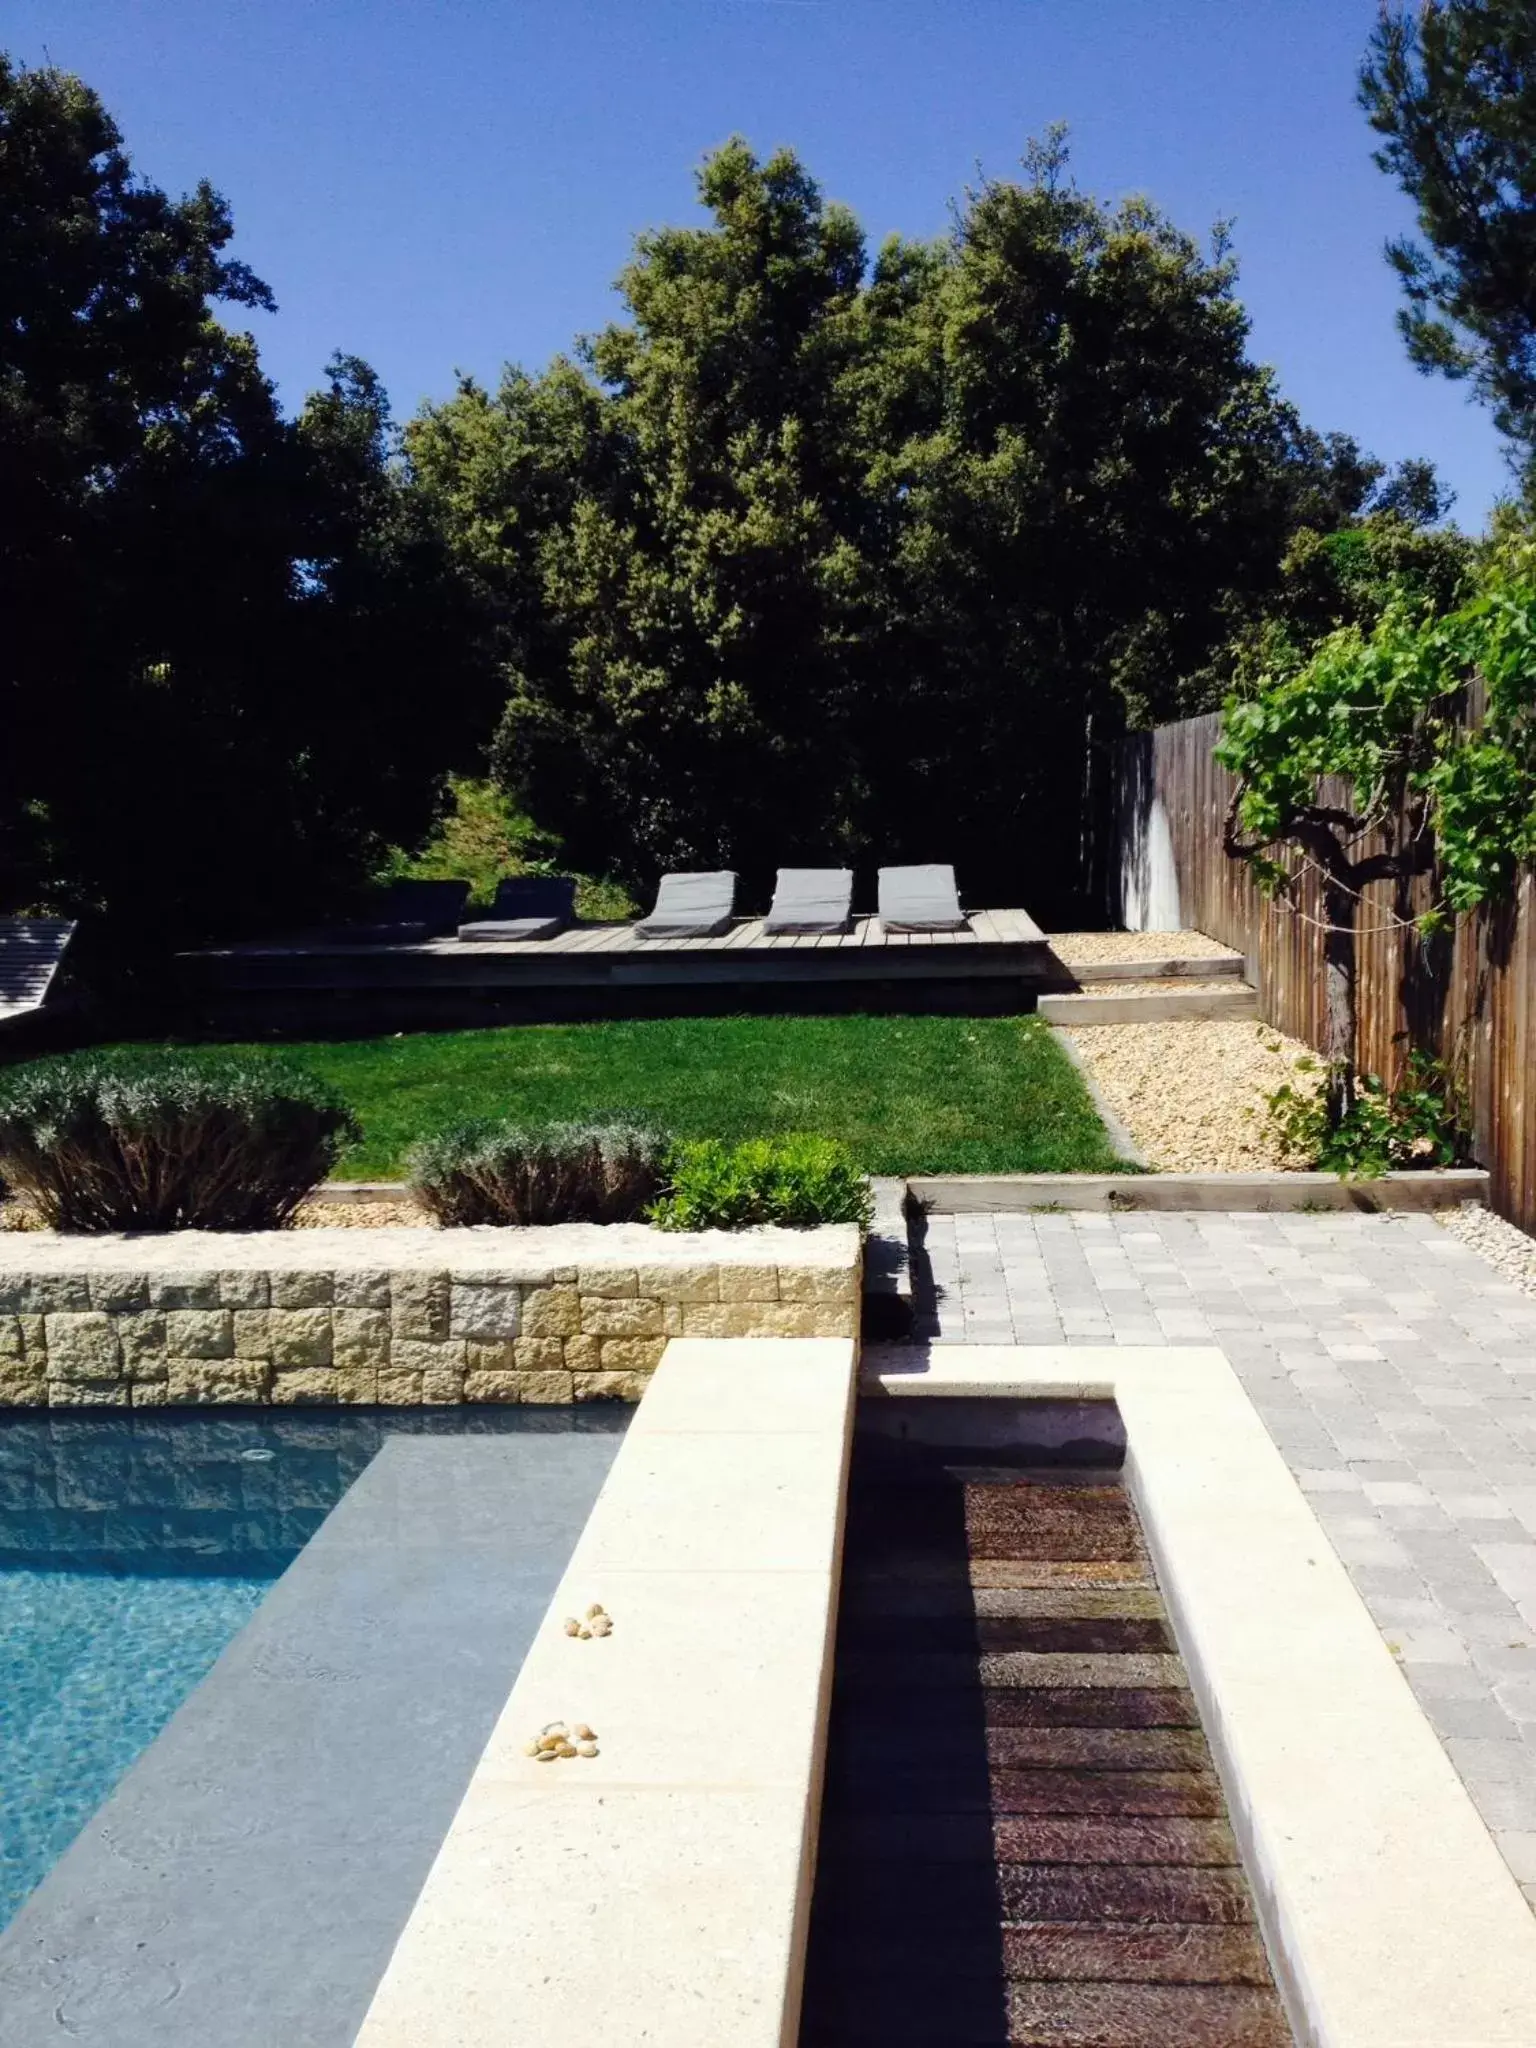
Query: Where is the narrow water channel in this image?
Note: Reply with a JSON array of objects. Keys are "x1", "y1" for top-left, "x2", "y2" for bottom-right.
[{"x1": 799, "y1": 1408, "x2": 1293, "y2": 2047}]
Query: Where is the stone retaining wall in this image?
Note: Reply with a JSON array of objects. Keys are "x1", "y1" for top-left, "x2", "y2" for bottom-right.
[{"x1": 0, "y1": 1224, "x2": 861, "y2": 1408}]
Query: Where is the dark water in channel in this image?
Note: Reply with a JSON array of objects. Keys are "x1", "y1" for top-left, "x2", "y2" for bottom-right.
[{"x1": 798, "y1": 1426, "x2": 1294, "y2": 2047}]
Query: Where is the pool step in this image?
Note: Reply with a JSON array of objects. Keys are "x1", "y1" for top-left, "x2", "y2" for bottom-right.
[{"x1": 797, "y1": 1451, "x2": 1294, "y2": 2047}]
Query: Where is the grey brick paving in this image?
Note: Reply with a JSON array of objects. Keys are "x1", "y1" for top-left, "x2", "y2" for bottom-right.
[{"x1": 910, "y1": 1207, "x2": 1536, "y2": 1905}]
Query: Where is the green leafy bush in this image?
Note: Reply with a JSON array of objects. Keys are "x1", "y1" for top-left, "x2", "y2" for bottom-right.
[
  {"x1": 0, "y1": 1051, "x2": 360, "y2": 1232},
  {"x1": 650, "y1": 1135, "x2": 873, "y2": 1232},
  {"x1": 1265, "y1": 1051, "x2": 1471, "y2": 1178},
  {"x1": 407, "y1": 1117, "x2": 668, "y2": 1226}
]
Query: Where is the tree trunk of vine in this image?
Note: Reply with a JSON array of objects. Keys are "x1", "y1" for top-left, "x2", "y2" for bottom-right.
[{"x1": 1322, "y1": 873, "x2": 1357, "y2": 1125}]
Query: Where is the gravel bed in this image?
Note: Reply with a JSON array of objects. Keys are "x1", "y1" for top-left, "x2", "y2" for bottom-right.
[
  {"x1": 0, "y1": 1194, "x2": 434, "y2": 1232},
  {"x1": 292, "y1": 1195, "x2": 433, "y2": 1228},
  {"x1": 1063, "y1": 1018, "x2": 1318, "y2": 1171},
  {"x1": 1046, "y1": 929, "x2": 1241, "y2": 963},
  {"x1": 1434, "y1": 1200, "x2": 1536, "y2": 1297}
]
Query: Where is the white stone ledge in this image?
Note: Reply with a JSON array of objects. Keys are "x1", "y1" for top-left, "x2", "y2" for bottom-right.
[
  {"x1": 355, "y1": 1337, "x2": 857, "y2": 2048},
  {"x1": 862, "y1": 1344, "x2": 1536, "y2": 2048},
  {"x1": 0, "y1": 1221, "x2": 860, "y2": 1277}
]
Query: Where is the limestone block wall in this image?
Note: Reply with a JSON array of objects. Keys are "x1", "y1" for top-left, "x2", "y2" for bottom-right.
[{"x1": 0, "y1": 1224, "x2": 862, "y2": 1409}]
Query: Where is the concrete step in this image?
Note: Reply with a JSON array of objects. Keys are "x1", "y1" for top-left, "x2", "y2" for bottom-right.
[
  {"x1": 1066, "y1": 955, "x2": 1245, "y2": 983},
  {"x1": 1038, "y1": 987, "x2": 1259, "y2": 1024}
]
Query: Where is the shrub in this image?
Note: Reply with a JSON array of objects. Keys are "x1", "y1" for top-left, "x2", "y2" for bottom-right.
[
  {"x1": 0, "y1": 1050, "x2": 360, "y2": 1232},
  {"x1": 407, "y1": 1117, "x2": 668, "y2": 1226},
  {"x1": 1264, "y1": 1050, "x2": 1471, "y2": 1178},
  {"x1": 650, "y1": 1135, "x2": 873, "y2": 1232}
]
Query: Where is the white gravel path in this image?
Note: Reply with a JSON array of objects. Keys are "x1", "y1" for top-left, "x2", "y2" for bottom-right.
[
  {"x1": 1047, "y1": 929, "x2": 1242, "y2": 963},
  {"x1": 1064, "y1": 1017, "x2": 1319, "y2": 1171}
]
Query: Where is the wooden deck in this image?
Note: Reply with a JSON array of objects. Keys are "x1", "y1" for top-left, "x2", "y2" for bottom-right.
[
  {"x1": 190, "y1": 907, "x2": 1051, "y2": 990},
  {"x1": 179, "y1": 908, "x2": 1057, "y2": 1028}
]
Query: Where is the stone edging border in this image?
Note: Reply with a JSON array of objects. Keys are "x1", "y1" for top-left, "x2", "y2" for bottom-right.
[
  {"x1": 1047, "y1": 1026, "x2": 1148, "y2": 1168},
  {"x1": 320, "y1": 1168, "x2": 1493, "y2": 1216},
  {"x1": 862, "y1": 1343, "x2": 1536, "y2": 2048}
]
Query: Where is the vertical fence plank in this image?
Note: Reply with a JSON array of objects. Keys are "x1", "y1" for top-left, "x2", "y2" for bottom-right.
[{"x1": 1125, "y1": 713, "x2": 1536, "y2": 1233}]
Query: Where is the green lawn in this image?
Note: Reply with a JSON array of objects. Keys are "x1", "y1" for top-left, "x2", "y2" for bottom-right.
[{"x1": 163, "y1": 1013, "x2": 1123, "y2": 1179}]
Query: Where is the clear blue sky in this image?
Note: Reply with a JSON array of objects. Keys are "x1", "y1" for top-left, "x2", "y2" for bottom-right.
[{"x1": 8, "y1": 0, "x2": 1509, "y2": 524}]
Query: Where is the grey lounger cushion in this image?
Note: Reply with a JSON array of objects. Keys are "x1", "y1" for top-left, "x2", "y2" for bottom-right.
[
  {"x1": 458, "y1": 875, "x2": 576, "y2": 943},
  {"x1": 877, "y1": 863, "x2": 967, "y2": 933},
  {"x1": 764, "y1": 868, "x2": 854, "y2": 935},
  {"x1": 635, "y1": 870, "x2": 737, "y2": 940}
]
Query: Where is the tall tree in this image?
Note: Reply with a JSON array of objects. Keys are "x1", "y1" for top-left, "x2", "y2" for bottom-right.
[
  {"x1": 1361, "y1": 1, "x2": 1536, "y2": 483},
  {"x1": 411, "y1": 135, "x2": 1382, "y2": 916},
  {"x1": 0, "y1": 58, "x2": 477, "y2": 945}
]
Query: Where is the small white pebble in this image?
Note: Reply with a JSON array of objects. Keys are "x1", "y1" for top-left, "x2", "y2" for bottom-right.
[
  {"x1": 577, "y1": 1741, "x2": 599, "y2": 1758},
  {"x1": 563, "y1": 1618, "x2": 580, "y2": 1637}
]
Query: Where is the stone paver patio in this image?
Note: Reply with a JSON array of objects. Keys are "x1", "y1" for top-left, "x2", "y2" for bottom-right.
[{"x1": 911, "y1": 1206, "x2": 1536, "y2": 1903}]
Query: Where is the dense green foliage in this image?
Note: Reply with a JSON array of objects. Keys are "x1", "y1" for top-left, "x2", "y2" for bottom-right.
[
  {"x1": 0, "y1": 59, "x2": 485, "y2": 946},
  {"x1": 94, "y1": 1015, "x2": 1123, "y2": 1178},
  {"x1": 0, "y1": 1049, "x2": 358, "y2": 1230},
  {"x1": 1362, "y1": 2, "x2": 1536, "y2": 486},
  {"x1": 651, "y1": 1135, "x2": 873, "y2": 1231},
  {"x1": 408, "y1": 134, "x2": 1392, "y2": 918},
  {"x1": 381, "y1": 778, "x2": 635, "y2": 921},
  {"x1": 1265, "y1": 1051, "x2": 1471, "y2": 1177},
  {"x1": 1220, "y1": 542, "x2": 1536, "y2": 916},
  {"x1": 407, "y1": 1116, "x2": 667, "y2": 1226},
  {"x1": 1204, "y1": 512, "x2": 1474, "y2": 703},
  {"x1": 1219, "y1": 539, "x2": 1536, "y2": 1118}
]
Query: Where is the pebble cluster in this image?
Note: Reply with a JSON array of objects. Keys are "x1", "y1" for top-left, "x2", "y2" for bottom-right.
[
  {"x1": 524, "y1": 1720, "x2": 599, "y2": 1762},
  {"x1": 562, "y1": 1602, "x2": 612, "y2": 1639},
  {"x1": 1435, "y1": 1199, "x2": 1536, "y2": 1298}
]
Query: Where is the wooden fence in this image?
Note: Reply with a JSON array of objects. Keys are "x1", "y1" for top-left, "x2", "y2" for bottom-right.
[{"x1": 1118, "y1": 711, "x2": 1536, "y2": 1231}]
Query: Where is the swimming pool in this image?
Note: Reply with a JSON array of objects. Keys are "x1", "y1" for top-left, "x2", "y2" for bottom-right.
[{"x1": 0, "y1": 1406, "x2": 619, "y2": 1934}]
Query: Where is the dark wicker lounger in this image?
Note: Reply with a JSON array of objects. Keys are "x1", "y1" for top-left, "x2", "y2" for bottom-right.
[{"x1": 458, "y1": 876, "x2": 577, "y2": 943}]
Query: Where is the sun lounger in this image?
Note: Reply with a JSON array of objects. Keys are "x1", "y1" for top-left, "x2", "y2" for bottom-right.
[
  {"x1": 337, "y1": 879, "x2": 471, "y2": 943},
  {"x1": 877, "y1": 863, "x2": 968, "y2": 933},
  {"x1": 458, "y1": 876, "x2": 577, "y2": 942},
  {"x1": 634, "y1": 870, "x2": 737, "y2": 940},
  {"x1": 763, "y1": 867, "x2": 854, "y2": 935}
]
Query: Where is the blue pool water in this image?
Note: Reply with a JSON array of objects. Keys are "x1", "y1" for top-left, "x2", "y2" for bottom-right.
[{"x1": 0, "y1": 1406, "x2": 602, "y2": 1931}]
